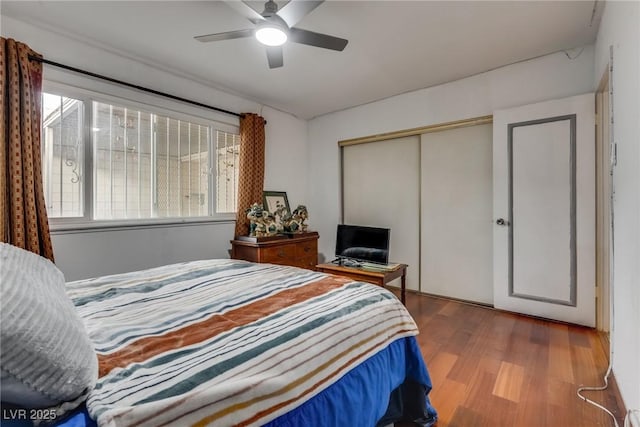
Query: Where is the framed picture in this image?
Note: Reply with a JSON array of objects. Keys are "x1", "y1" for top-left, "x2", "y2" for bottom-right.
[{"x1": 263, "y1": 191, "x2": 290, "y2": 215}]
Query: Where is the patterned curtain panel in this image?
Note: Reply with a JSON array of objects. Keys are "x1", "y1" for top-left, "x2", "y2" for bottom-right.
[
  {"x1": 234, "y1": 113, "x2": 266, "y2": 237},
  {"x1": 0, "y1": 38, "x2": 54, "y2": 261}
]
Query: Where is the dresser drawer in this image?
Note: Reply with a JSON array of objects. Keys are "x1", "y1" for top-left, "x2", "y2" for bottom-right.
[
  {"x1": 261, "y1": 244, "x2": 296, "y2": 264},
  {"x1": 230, "y1": 232, "x2": 319, "y2": 271},
  {"x1": 295, "y1": 241, "x2": 317, "y2": 259}
]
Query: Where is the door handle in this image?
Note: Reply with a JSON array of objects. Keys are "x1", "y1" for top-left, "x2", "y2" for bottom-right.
[{"x1": 496, "y1": 218, "x2": 510, "y2": 226}]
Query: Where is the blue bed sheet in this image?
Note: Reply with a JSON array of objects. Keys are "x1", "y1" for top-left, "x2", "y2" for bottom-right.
[{"x1": 46, "y1": 336, "x2": 436, "y2": 427}]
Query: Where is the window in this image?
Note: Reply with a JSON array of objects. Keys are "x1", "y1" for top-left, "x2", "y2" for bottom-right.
[
  {"x1": 42, "y1": 94, "x2": 84, "y2": 218},
  {"x1": 41, "y1": 88, "x2": 240, "y2": 224},
  {"x1": 93, "y1": 101, "x2": 211, "y2": 219},
  {"x1": 216, "y1": 130, "x2": 240, "y2": 213}
]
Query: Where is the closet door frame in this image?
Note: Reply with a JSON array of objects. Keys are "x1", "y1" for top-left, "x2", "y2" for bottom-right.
[
  {"x1": 339, "y1": 115, "x2": 493, "y2": 222},
  {"x1": 338, "y1": 115, "x2": 493, "y2": 295}
]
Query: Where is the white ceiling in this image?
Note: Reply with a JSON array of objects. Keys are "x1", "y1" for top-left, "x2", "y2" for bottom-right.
[{"x1": 1, "y1": 1, "x2": 600, "y2": 119}]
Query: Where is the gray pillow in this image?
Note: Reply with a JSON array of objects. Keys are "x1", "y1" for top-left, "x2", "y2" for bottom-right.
[{"x1": 0, "y1": 243, "x2": 98, "y2": 410}]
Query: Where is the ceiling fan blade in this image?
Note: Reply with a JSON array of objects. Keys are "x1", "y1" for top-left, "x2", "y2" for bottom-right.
[
  {"x1": 194, "y1": 28, "x2": 254, "y2": 43},
  {"x1": 225, "y1": 1, "x2": 265, "y2": 24},
  {"x1": 266, "y1": 46, "x2": 284, "y2": 69},
  {"x1": 289, "y1": 28, "x2": 348, "y2": 51},
  {"x1": 277, "y1": 0, "x2": 324, "y2": 28}
]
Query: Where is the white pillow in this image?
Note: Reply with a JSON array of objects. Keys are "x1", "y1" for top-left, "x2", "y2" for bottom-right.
[{"x1": 0, "y1": 243, "x2": 98, "y2": 409}]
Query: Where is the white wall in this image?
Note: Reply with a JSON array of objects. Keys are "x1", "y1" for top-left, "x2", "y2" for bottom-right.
[
  {"x1": 1, "y1": 15, "x2": 308, "y2": 280},
  {"x1": 308, "y1": 46, "x2": 595, "y2": 264},
  {"x1": 53, "y1": 222, "x2": 235, "y2": 281},
  {"x1": 594, "y1": 1, "x2": 640, "y2": 416}
]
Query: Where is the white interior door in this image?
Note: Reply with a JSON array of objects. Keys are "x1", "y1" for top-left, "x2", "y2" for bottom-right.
[{"x1": 493, "y1": 93, "x2": 595, "y2": 327}]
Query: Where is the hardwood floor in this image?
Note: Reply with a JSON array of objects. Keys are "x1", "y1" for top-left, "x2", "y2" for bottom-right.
[{"x1": 400, "y1": 293, "x2": 626, "y2": 427}]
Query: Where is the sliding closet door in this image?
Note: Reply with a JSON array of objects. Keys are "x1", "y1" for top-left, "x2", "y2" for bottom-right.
[
  {"x1": 342, "y1": 136, "x2": 420, "y2": 291},
  {"x1": 421, "y1": 124, "x2": 493, "y2": 304}
]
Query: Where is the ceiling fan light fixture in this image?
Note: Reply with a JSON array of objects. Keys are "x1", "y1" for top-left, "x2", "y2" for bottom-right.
[{"x1": 255, "y1": 24, "x2": 288, "y2": 46}]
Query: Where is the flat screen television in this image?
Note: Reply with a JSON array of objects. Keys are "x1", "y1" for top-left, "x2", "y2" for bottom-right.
[{"x1": 335, "y1": 224, "x2": 390, "y2": 264}]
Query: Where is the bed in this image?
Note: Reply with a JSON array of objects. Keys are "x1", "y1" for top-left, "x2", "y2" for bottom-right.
[{"x1": 1, "y1": 251, "x2": 437, "y2": 426}]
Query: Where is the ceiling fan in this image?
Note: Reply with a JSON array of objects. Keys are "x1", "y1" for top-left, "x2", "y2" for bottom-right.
[{"x1": 194, "y1": 0, "x2": 348, "y2": 69}]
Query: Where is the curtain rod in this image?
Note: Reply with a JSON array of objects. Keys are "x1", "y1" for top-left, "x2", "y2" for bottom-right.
[{"x1": 28, "y1": 55, "x2": 244, "y2": 120}]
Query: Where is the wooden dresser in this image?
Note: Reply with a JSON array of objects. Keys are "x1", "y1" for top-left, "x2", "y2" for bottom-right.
[{"x1": 230, "y1": 232, "x2": 319, "y2": 270}]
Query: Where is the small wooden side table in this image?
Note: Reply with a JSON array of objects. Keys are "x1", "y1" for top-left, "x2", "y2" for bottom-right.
[{"x1": 315, "y1": 263, "x2": 408, "y2": 305}]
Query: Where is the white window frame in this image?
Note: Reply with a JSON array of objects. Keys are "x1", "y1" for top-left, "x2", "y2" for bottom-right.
[{"x1": 42, "y1": 80, "x2": 240, "y2": 231}]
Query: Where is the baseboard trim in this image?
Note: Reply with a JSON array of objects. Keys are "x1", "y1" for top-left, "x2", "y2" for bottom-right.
[
  {"x1": 407, "y1": 291, "x2": 598, "y2": 329},
  {"x1": 415, "y1": 291, "x2": 494, "y2": 309}
]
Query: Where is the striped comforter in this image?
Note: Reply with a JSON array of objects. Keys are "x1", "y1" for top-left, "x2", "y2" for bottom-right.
[{"x1": 67, "y1": 259, "x2": 419, "y2": 427}]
